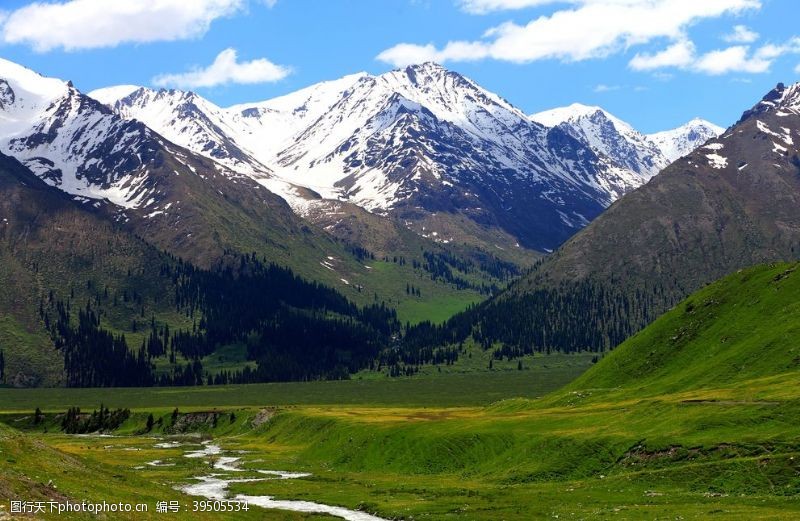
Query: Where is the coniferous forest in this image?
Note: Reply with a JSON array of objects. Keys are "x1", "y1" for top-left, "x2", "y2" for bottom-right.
[
  {"x1": 38, "y1": 253, "x2": 401, "y2": 387},
  {"x1": 33, "y1": 247, "x2": 676, "y2": 387}
]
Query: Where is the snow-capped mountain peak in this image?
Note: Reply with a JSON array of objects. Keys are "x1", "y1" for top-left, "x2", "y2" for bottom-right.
[
  {"x1": 0, "y1": 58, "x2": 72, "y2": 135},
  {"x1": 531, "y1": 103, "x2": 667, "y2": 179},
  {"x1": 738, "y1": 82, "x2": 800, "y2": 123},
  {"x1": 81, "y1": 62, "x2": 724, "y2": 253},
  {"x1": 0, "y1": 60, "x2": 170, "y2": 209},
  {"x1": 377, "y1": 63, "x2": 530, "y2": 138},
  {"x1": 532, "y1": 103, "x2": 610, "y2": 126},
  {"x1": 647, "y1": 118, "x2": 724, "y2": 163},
  {"x1": 89, "y1": 85, "x2": 276, "y2": 184},
  {"x1": 87, "y1": 84, "x2": 141, "y2": 106},
  {"x1": 0, "y1": 58, "x2": 67, "y2": 101},
  {"x1": 0, "y1": 58, "x2": 272, "y2": 220}
]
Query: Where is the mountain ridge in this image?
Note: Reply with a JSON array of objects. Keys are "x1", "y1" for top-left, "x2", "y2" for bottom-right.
[
  {"x1": 89, "y1": 62, "x2": 716, "y2": 254},
  {"x1": 531, "y1": 102, "x2": 723, "y2": 178},
  {"x1": 0, "y1": 57, "x2": 418, "y2": 297}
]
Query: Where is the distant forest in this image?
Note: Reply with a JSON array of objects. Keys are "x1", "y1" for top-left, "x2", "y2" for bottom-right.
[
  {"x1": 41, "y1": 254, "x2": 399, "y2": 387},
  {"x1": 34, "y1": 246, "x2": 664, "y2": 387}
]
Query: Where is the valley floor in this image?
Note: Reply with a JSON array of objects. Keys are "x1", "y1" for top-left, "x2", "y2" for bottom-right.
[{"x1": 2, "y1": 366, "x2": 800, "y2": 519}]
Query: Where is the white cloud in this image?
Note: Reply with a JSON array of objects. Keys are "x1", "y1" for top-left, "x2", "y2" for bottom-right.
[
  {"x1": 723, "y1": 24, "x2": 759, "y2": 43},
  {"x1": 458, "y1": 0, "x2": 562, "y2": 14},
  {"x1": 593, "y1": 83, "x2": 620, "y2": 92},
  {"x1": 630, "y1": 37, "x2": 800, "y2": 76},
  {"x1": 629, "y1": 40, "x2": 696, "y2": 70},
  {"x1": 376, "y1": 42, "x2": 490, "y2": 66},
  {"x1": 796, "y1": 63, "x2": 800, "y2": 74},
  {"x1": 152, "y1": 48, "x2": 291, "y2": 89},
  {"x1": 1, "y1": 0, "x2": 244, "y2": 52},
  {"x1": 378, "y1": 0, "x2": 761, "y2": 67},
  {"x1": 693, "y1": 45, "x2": 769, "y2": 74}
]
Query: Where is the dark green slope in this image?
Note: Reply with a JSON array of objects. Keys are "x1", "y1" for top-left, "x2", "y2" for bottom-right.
[
  {"x1": 0, "y1": 153, "x2": 173, "y2": 386},
  {"x1": 567, "y1": 262, "x2": 800, "y2": 397},
  {"x1": 442, "y1": 82, "x2": 800, "y2": 354},
  {"x1": 0, "y1": 153, "x2": 402, "y2": 387}
]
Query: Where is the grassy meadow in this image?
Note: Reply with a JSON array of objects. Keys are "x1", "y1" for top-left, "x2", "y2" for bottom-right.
[{"x1": 3, "y1": 263, "x2": 800, "y2": 519}]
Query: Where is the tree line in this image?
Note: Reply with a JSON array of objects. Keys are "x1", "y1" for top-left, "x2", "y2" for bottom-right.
[{"x1": 39, "y1": 253, "x2": 401, "y2": 387}]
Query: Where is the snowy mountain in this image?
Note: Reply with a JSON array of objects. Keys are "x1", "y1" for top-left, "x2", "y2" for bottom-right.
[
  {"x1": 0, "y1": 58, "x2": 363, "y2": 280},
  {"x1": 0, "y1": 59, "x2": 165, "y2": 209},
  {"x1": 530, "y1": 104, "x2": 723, "y2": 183},
  {"x1": 647, "y1": 118, "x2": 725, "y2": 163},
  {"x1": 531, "y1": 103, "x2": 668, "y2": 180},
  {"x1": 91, "y1": 85, "x2": 273, "y2": 178},
  {"x1": 91, "y1": 63, "x2": 656, "y2": 252}
]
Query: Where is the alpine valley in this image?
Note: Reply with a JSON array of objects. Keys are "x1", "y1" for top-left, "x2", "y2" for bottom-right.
[
  {"x1": 5, "y1": 39, "x2": 800, "y2": 521},
  {"x1": 0, "y1": 56, "x2": 722, "y2": 387}
]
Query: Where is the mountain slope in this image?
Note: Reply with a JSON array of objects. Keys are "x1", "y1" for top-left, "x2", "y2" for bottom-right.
[
  {"x1": 0, "y1": 58, "x2": 455, "y2": 305},
  {"x1": 0, "y1": 152, "x2": 407, "y2": 387},
  {"x1": 0, "y1": 151, "x2": 173, "y2": 386},
  {"x1": 532, "y1": 82, "x2": 800, "y2": 290},
  {"x1": 93, "y1": 63, "x2": 658, "y2": 253},
  {"x1": 0, "y1": 57, "x2": 301, "y2": 265},
  {"x1": 430, "y1": 81, "x2": 800, "y2": 355}
]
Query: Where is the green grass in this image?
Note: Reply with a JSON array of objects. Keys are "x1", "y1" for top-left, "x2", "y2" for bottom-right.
[
  {"x1": 564, "y1": 262, "x2": 800, "y2": 400},
  {"x1": 395, "y1": 290, "x2": 482, "y2": 325},
  {"x1": 0, "y1": 314, "x2": 61, "y2": 387},
  {"x1": 0, "y1": 363, "x2": 588, "y2": 412},
  {"x1": 361, "y1": 259, "x2": 486, "y2": 324},
  {"x1": 5, "y1": 263, "x2": 800, "y2": 519}
]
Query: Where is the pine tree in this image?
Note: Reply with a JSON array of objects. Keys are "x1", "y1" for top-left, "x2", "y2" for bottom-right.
[{"x1": 146, "y1": 413, "x2": 154, "y2": 432}]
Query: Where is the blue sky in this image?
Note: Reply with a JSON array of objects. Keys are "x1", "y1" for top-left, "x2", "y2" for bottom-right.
[{"x1": 0, "y1": 0, "x2": 798, "y2": 132}]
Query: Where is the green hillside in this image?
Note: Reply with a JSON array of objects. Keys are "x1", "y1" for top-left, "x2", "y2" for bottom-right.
[
  {"x1": 567, "y1": 262, "x2": 800, "y2": 398},
  {"x1": 0, "y1": 154, "x2": 399, "y2": 387},
  {"x1": 0, "y1": 153, "x2": 176, "y2": 386}
]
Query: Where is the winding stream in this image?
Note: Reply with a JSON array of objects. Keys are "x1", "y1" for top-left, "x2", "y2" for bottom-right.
[{"x1": 176, "y1": 442, "x2": 388, "y2": 521}]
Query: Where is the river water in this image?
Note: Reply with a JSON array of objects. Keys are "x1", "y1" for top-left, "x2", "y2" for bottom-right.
[{"x1": 177, "y1": 442, "x2": 388, "y2": 521}]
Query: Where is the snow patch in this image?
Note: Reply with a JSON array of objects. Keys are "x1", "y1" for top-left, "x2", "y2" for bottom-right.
[{"x1": 706, "y1": 153, "x2": 728, "y2": 169}]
